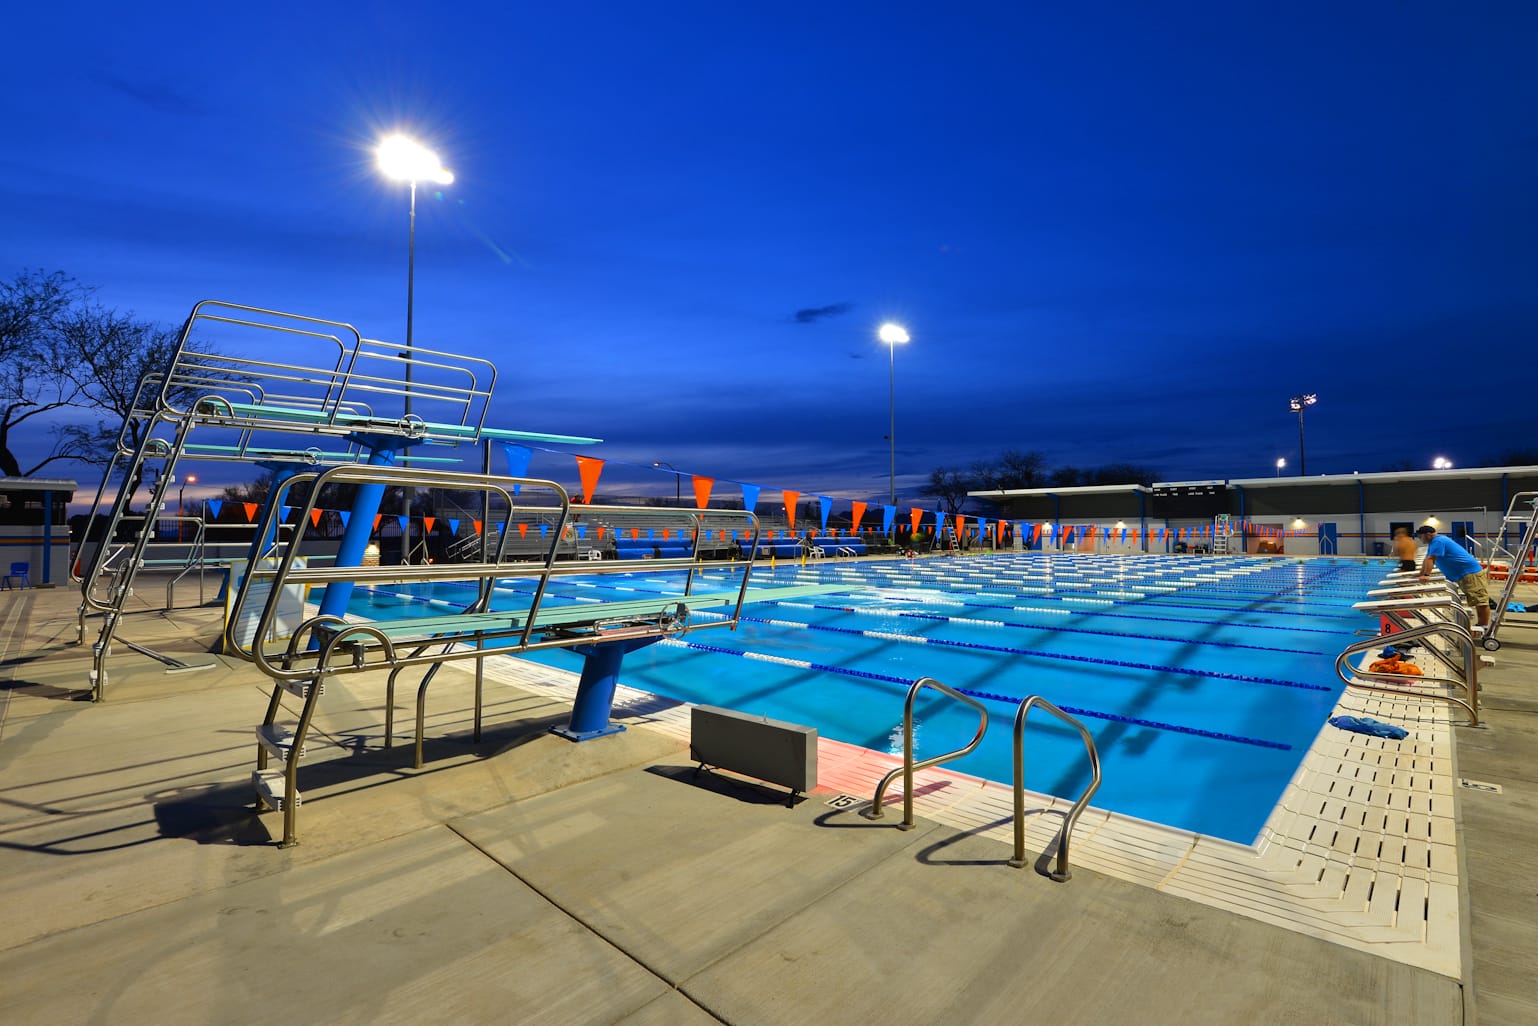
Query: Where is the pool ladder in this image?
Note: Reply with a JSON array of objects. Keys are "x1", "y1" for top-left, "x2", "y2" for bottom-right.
[{"x1": 864, "y1": 676, "x2": 1102, "y2": 882}]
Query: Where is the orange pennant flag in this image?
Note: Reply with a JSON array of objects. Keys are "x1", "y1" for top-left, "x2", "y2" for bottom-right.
[
  {"x1": 574, "y1": 455, "x2": 605, "y2": 504},
  {"x1": 782, "y1": 490, "x2": 799, "y2": 529},
  {"x1": 473, "y1": 519, "x2": 483, "y2": 535},
  {"x1": 850, "y1": 500, "x2": 867, "y2": 532},
  {"x1": 662, "y1": 528, "x2": 671, "y2": 540},
  {"x1": 243, "y1": 502, "x2": 258, "y2": 523},
  {"x1": 423, "y1": 516, "x2": 436, "y2": 535},
  {"x1": 373, "y1": 514, "x2": 383, "y2": 532},
  {"x1": 596, "y1": 526, "x2": 605, "y2": 539},
  {"x1": 955, "y1": 514, "x2": 967, "y2": 537},
  {"x1": 309, "y1": 508, "x2": 322, "y2": 527},
  {"x1": 631, "y1": 528, "x2": 640, "y2": 540},
  {"x1": 692, "y1": 475, "x2": 715, "y2": 510},
  {"x1": 518, "y1": 523, "x2": 528, "y2": 538},
  {"x1": 910, "y1": 507, "x2": 924, "y2": 532}
]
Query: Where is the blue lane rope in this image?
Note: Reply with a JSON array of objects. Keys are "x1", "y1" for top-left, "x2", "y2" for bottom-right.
[
  {"x1": 669, "y1": 638, "x2": 1290, "y2": 751},
  {"x1": 732, "y1": 614, "x2": 1330, "y2": 692},
  {"x1": 765, "y1": 607, "x2": 1331, "y2": 656}
]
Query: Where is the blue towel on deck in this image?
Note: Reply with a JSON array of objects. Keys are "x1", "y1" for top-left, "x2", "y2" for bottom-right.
[{"x1": 1329, "y1": 715, "x2": 1409, "y2": 740}]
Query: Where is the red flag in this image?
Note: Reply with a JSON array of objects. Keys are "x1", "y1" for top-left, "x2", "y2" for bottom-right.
[
  {"x1": 243, "y1": 502, "x2": 258, "y2": 522},
  {"x1": 309, "y1": 508, "x2": 322, "y2": 527},
  {"x1": 423, "y1": 516, "x2": 436, "y2": 535},
  {"x1": 574, "y1": 455, "x2": 604, "y2": 503}
]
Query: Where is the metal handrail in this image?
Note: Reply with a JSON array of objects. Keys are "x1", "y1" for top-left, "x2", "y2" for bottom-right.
[
  {"x1": 864, "y1": 676, "x2": 989, "y2": 829},
  {"x1": 1011, "y1": 696, "x2": 1102, "y2": 882},
  {"x1": 1334, "y1": 621, "x2": 1479, "y2": 726}
]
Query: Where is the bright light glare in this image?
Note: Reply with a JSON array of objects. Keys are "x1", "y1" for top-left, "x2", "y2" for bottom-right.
[
  {"x1": 1432, "y1": 456, "x2": 1453, "y2": 470},
  {"x1": 1276, "y1": 458, "x2": 1286, "y2": 468},
  {"x1": 376, "y1": 134, "x2": 454, "y2": 185},
  {"x1": 1287, "y1": 393, "x2": 1318, "y2": 412},
  {"x1": 878, "y1": 322, "x2": 910, "y2": 345}
]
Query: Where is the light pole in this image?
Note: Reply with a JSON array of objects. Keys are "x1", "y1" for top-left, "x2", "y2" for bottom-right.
[
  {"x1": 178, "y1": 474, "x2": 197, "y2": 542},
  {"x1": 652, "y1": 461, "x2": 681, "y2": 505},
  {"x1": 1288, "y1": 393, "x2": 1317, "y2": 476},
  {"x1": 878, "y1": 323, "x2": 909, "y2": 504},
  {"x1": 1275, "y1": 458, "x2": 1285, "y2": 477},
  {"x1": 377, "y1": 133, "x2": 452, "y2": 563}
]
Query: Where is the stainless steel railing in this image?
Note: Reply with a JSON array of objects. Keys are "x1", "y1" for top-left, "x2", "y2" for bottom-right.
[
  {"x1": 1011, "y1": 696, "x2": 1102, "y2": 882},
  {"x1": 864, "y1": 676, "x2": 988, "y2": 830},
  {"x1": 1334, "y1": 620, "x2": 1480, "y2": 726},
  {"x1": 865, "y1": 677, "x2": 1103, "y2": 882}
]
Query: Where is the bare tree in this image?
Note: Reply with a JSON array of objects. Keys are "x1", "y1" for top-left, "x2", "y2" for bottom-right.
[
  {"x1": 973, "y1": 449, "x2": 1048, "y2": 491},
  {"x1": 0, "y1": 270, "x2": 88, "y2": 476},
  {"x1": 0, "y1": 269, "x2": 188, "y2": 477},
  {"x1": 921, "y1": 466, "x2": 973, "y2": 514},
  {"x1": 53, "y1": 303, "x2": 182, "y2": 464}
]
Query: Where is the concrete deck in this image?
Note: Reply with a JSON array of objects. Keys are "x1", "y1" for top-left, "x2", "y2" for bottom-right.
[{"x1": 2, "y1": 575, "x2": 1535, "y2": 1025}]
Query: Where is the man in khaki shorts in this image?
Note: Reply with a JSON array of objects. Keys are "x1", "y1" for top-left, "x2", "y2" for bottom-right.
[{"x1": 1416, "y1": 524, "x2": 1491, "y2": 630}]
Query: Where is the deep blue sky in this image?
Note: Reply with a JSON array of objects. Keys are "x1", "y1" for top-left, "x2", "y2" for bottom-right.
[{"x1": 4, "y1": 3, "x2": 1536, "y2": 507}]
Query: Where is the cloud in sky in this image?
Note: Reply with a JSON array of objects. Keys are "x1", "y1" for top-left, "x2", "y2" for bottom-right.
[{"x1": 793, "y1": 302, "x2": 853, "y2": 324}]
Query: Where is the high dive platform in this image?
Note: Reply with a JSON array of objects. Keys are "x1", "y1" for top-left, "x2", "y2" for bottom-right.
[{"x1": 73, "y1": 300, "x2": 789, "y2": 845}]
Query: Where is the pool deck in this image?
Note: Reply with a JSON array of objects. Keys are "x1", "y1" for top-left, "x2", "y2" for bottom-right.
[{"x1": 2, "y1": 571, "x2": 1535, "y2": 1025}]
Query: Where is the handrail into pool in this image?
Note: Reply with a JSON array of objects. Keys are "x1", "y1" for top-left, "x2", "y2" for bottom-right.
[
  {"x1": 1011, "y1": 696, "x2": 1102, "y2": 882},
  {"x1": 1334, "y1": 622, "x2": 1480, "y2": 727},
  {"x1": 863, "y1": 676, "x2": 988, "y2": 829}
]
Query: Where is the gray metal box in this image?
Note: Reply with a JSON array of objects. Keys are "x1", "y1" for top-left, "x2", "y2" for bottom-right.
[{"x1": 690, "y1": 705, "x2": 818, "y2": 798}]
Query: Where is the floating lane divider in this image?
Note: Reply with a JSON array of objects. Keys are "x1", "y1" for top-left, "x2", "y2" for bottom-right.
[
  {"x1": 744, "y1": 604, "x2": 1331, "y2": 655},
  {"x1": 713, "y1": 615, "x2": 1328, "y2": 695},
  {"x1": 659, "y1": 635, "x2": 1291, "y2": 751},
  {"x1": 946, "y1": 598, "x2": 1360, "y2": 637}
]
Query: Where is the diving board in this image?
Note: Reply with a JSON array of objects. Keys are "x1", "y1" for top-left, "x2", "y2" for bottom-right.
[{"x1": 224, "y1": 461, "x2": 771, "y2": 847}]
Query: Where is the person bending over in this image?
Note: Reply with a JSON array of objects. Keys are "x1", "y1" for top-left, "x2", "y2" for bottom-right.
[{"x1": 1416, "y1": 524, "x2": 1491, "y2": 629}]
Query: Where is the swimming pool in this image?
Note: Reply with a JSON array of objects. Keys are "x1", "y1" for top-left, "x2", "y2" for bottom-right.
[{"x1": 350, "y1": 554, "x2": 1383, "y2": 843}]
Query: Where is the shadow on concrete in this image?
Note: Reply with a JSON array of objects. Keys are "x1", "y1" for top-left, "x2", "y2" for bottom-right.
[
  {"x1": 153, "y1": 781, "x2": 274, "y2": 845},
  {"x1": 644, "y1": 762, "x2": 810, "y2": 808}
]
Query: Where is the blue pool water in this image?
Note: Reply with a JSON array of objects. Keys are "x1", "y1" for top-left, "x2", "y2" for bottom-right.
[{"x1": 350, "y1": 554, "x2": 1384, "y2": 843}]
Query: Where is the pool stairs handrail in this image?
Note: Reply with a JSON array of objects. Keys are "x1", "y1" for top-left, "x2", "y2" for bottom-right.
[
  {"x1": 1012, "y1": 695, "x2": 1103, "y2": 882},
  {"x1": 864, "y1": 677, "x2": 988, "y2": 830},
  {"x1": 863, "y1": 676, "x2": 1102, "y2": 882}
]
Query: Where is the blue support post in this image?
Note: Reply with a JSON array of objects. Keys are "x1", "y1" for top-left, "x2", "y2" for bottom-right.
[
  {"x1": 42, "y1": 488, "x2": 54, "y2": 585},
  {"x1": 316, "y1": 443, "x2": 398, "y2": 620},
  {"x1": 553, "y1": 636, "x2": 663, "y2": 742}
]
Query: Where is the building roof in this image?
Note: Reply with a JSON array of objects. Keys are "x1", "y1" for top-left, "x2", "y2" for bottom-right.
[
  {"x1": 972, "y1": 465, "x2": 1538, "y2": 499},
  {"x1": 0, "y1": 477, "x2": 79, "y2": 492}
]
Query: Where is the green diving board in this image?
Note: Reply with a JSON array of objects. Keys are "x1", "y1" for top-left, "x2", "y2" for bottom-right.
[
  {"x1": 310, "y1": 583, "x2": 849, "y2": 649},
  {"x1": 193, "y1": 399, "x2": 601, "y2": 447},
  {"x1": 182, "y1": 443, "x2": 464, "y2": 465}
]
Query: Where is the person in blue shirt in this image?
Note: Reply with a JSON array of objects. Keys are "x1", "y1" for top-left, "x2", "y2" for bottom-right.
[{"x1": 1416, "y1": 524, "x2": 1490, "y2": 629}]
